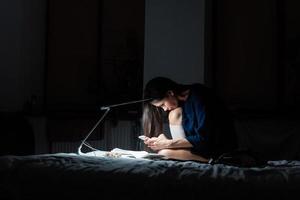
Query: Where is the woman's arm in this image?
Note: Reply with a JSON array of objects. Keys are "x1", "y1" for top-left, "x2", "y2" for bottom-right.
[
  {"x1": 169, "y1": 138, "x2": 193, "y2": 148},
  {"x1": 145, "y1": 135, "x2": 192, "y2": 151}
]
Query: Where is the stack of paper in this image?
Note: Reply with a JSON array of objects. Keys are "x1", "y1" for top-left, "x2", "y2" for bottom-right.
[
  {"x1": 79, "y1": 148, "x2": 164, "y2": 159},
  {"x1": 110, "y1": 148, "x2": 149, "y2": 159}
]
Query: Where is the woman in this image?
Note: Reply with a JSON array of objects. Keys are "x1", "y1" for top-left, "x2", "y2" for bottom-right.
[{"x1": 142, "y1": 77, "x2": 238, "y2": 162}]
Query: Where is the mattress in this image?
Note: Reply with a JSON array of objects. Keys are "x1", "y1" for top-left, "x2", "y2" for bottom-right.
[{"x1": 1, "y1": 153, "x2": 300, "y2": 200}]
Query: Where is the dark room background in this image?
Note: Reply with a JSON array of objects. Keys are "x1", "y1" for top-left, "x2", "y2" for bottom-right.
[
  {"x1": 209, "y1": 0, "x2": 300, "y2": 113},
  {"x1": 0, "y1": 0, "x2": 300, "y2": 158}
]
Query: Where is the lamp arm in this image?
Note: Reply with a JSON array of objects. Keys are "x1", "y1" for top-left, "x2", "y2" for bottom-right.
[
  {"x1": 100, "y1": 98, "x2": 152, "y2": 110},
  {"x1": 78, "y1": 98, "x2": 152, "y2": 154},
  {"x1": 78, "y1": 108, "x2": 110, "y2": 154}
]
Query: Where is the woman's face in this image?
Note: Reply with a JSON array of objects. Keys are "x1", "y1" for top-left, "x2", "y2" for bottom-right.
[{"x1": 151, "y1": 91, "x2": 178, "y2": 111}]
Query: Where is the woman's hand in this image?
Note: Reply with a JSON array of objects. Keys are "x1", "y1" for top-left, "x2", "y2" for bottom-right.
[
  {"x1": 144, "y1": 134, "x2": 172, "y2": 151},
  {"x1": 144, "y1": 134, "x2": 165, "y2": 146}
]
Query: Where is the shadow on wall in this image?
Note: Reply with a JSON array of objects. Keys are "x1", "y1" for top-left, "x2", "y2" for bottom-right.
[{"x1": 0, "y1": 112, "x2": 35, "y2": 156}]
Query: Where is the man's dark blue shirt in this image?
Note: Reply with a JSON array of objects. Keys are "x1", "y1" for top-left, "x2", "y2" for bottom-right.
[{"x1": 182, "y1": 84, "x2": 238, "y2": 159}]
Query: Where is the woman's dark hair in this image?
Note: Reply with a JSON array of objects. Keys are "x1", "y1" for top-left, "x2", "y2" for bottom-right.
[{"x1": 142, "y1": 77, "x2": 188, "y2": 139}]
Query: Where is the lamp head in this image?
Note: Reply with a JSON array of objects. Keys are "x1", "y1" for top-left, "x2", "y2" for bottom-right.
[{"x1": 100, "y1": 106, "x2": 110, "y2": 111}]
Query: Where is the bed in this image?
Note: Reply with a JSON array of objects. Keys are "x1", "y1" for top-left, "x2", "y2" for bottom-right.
[
  {"x1": 1, "y1": 152, "x2": 300, "y2": 200},
  {"x1": 1, "y1": 112, "x2": 300, "y2": 200}
]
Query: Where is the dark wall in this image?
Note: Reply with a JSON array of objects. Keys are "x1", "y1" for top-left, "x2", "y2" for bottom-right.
[
  {"x1": 46, "y1": 0, "x2": 145, "y2": 142},
  {"x1": 46, "y1": 0, "x2": 100, "y2": 111},
  {"x1": 0, "y1": 0, "x2": 145, "y2": 154},
  {"x1": 0, "y1": 0, "x2": 47, "y2": 155},
  {"x1": 210, "y1": 0, "x2": 300, "y2": 113},
  {"x1": 46, "y1": 0, "x2": 144, "y2": 112},
  {"x1": 284, "y1": 0, "x2": 300, "y2": 109},
  {"x1": 99, "y1": 0, "x2": 145, "y2": 106},
  {"x1": 0, "y1": 0, "x2": 47, "y2": 113},
  {"x1": 143, "y1": 0, "x2": 205, "y2": 85}
]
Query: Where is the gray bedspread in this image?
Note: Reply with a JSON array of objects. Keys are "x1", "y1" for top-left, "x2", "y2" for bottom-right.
[{"x1": 1, "y1": 153, "x2": 300, "y2": 200}]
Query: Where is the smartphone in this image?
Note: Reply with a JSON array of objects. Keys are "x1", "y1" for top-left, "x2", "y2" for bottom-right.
[{"x1": 138, "y1": 135, "x2": 147, "y2": 141}]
